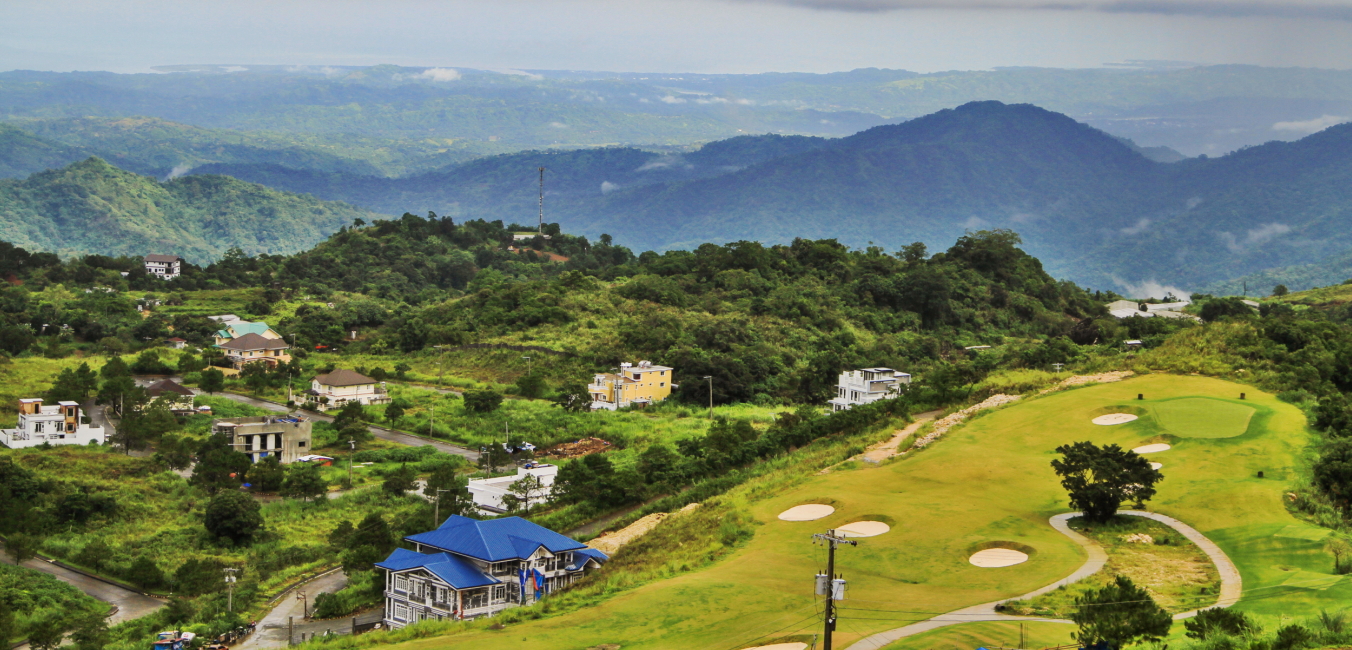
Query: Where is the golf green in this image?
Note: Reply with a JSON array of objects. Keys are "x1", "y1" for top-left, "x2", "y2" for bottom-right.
[
  {"x1": 377, "y1": 375, "x2": 1332, "y2": 650},
  {"x1": 1150, "y1": 397, "x2": 1255, "y2": 438}
]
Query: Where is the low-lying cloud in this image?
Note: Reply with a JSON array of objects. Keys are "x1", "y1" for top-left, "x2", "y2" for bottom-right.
[
  {"x1": 725, "y1": 0, "x2": 1352, "y2": 20},
  {"x1": 165, "y1": 164, "x2": 193, "y2": 181},
  {"x1": 419, "y1": 67, "x2": 461, "y2": 82},
  {"x1": 1273, "y1": 114, "x2": 1349, "y2": 133},
  {"x1": 1220, "y1": 222, "x2": 1293, "y2": 252},
  {"x1": 1113, "y1": 277, "x2": 1190, "y2": 301}
]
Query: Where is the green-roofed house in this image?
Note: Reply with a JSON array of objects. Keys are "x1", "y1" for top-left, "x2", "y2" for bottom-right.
[{"x1": 213, "y1": 320, "x2": 291, "y2": 371}]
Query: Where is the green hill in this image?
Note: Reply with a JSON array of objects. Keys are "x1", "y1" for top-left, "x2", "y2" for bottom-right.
[
  {"x1": 0, "y1": 123, "x2": 87, "y2": 178},
  {"x1": 0, "y1": 158, "x2": 381, "y2": 262}
]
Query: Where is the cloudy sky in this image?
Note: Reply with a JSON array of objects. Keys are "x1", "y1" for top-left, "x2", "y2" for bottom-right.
[{"x1": 3, "y1": 0, "x2": 1352, "y2": 73}]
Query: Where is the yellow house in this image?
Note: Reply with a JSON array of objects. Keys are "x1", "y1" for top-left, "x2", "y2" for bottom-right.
[
  {"x1": 589, "y1": 361, "x2": 675, "y2": 411},
  {"x1": 213, "y1": 320, "x2": 284, "y2": 347}
]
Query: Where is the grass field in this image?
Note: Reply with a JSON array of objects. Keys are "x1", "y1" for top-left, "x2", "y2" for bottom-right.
[
  {"x1": 346, "y1": 374, "x2": 1331, "y2": 650},
  {"x1": 1150, "y1": 397, "x2": 1255, "y2": 438}
]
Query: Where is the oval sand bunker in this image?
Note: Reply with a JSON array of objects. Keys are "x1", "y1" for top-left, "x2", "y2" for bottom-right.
[
  {"x1": 779, "y1": 504, "x2": 835, "y2": 521},
  {"x1": 1132, "y1": 443, "x2": 1171, "y2": 454},
  {"x1": 837, "y1": 521, "x2": 890, "y2": 537},
  {"x1": 969, "y1": 548, "x2": 1029, "y2": 568},
  {"x1": 1093, "y1": 413, "x2": 1139, "y2": 426},
  {"x1": 1150, "y1": 462, "x2": 1163, "y2": 470}
]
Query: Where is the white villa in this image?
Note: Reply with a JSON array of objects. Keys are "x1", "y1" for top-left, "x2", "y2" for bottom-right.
[
  {"x1": 143, "y1": 254, "x2": 182, "y2": 279},
  {"x1": 308, "y1": 369, "x2": 390, "y2": 409},
  {"x1": 468, "y1": 462, "x2": 559, "y2": 513},
  {"x1": 0, "y1": 399, "x2": 105, "y2": 449},
  {"x1": 377, "y1": 516, "x2": 606, "y2": 626},
  {"x1": 828, "y1": 367, "x2": 911, "y2": 412}
]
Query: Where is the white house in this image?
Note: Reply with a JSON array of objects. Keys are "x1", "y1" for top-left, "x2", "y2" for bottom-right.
[
  {"x1": 143, "y1": 254, "x2": 182, "y2": 279},
  {"x1": 376, "y1": 516, "x2": 606, "y2": 626},
  {"x1": 308, "y1": 369, "x2": 390, "y2": 409},
  {"x1": 0, "y1": 399, "x2": 105, "y2": 449},
  {"x1": 467, "y1": 463, "x2": 558, "y2": 513},
  {"x1": 828, "y1": 367, "x2": 911, "y2": 412}
]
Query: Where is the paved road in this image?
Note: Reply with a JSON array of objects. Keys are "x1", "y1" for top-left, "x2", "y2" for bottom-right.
[
  {"x1": 133, "y1": 376, "x2": 479, "y2": 462},
  {"x1": 234, "y1": 571, "x2": 350, "y2": 650},
  {"x1": 845, "y1": 510, "x2": 1243, "y2": 649},
  {"x1": 0, "y1": 544, "x2": 163, "y2": 625}
]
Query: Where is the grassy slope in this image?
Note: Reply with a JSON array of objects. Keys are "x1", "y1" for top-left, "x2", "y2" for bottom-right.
[{"x1": 356, "y1": 374, "x2": 1326, "y2": 649}]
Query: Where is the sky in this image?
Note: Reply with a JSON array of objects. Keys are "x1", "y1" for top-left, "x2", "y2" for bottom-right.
[{"x1": 3, "y1": 0, "x2": 1352, "y2": 74}]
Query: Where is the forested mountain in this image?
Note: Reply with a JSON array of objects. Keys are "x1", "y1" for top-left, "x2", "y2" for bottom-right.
[{"x1": 0, "y1": 158, "x2": 378, "y2": 261}]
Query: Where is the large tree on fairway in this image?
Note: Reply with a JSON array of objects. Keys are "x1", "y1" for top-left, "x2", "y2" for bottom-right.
[
  {"x1": 1071, "y1": 576, "x2": 1171, "y2": 649},
  {"x1": 1052, "y1": 441, "x2": 1162, "y2": 523}
]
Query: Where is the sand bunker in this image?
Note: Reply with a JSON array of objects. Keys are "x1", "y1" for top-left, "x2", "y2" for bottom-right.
[
  {"x1": 743, "y1": 644, "x2": 808, "y2": 650},
  {"x1": 837, "y1": 521, "x2": 890, "y2": 537},
  {"x1": 779, "y1": 504, "x2": 835, "y2": 521},
  {"x1": 1150, "y1": 462, "x2": 1163, "y2": 470},
  {"x1": 969, "y1": 548, "x2": 1030, "y2": 568},
  {"x1": 1093, "y1": 413, "x2": 1139, "y2": 425},
  {"x1": 1132, "y1": 443, "x2": 1171, "y2": 454}
]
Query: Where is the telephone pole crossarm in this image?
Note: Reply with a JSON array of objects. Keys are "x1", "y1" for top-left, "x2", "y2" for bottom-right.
[{"x1": 812, "y1": 530, "x2": 857, "y2": 650}]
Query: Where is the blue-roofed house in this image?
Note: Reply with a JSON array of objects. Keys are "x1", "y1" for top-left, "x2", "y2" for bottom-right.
[{"x1": 375, "y1": 515, "x2": 607, "y2": 626}]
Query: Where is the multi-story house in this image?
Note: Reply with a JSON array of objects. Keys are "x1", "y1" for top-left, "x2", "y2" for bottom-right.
[
  {"x1": 212, "y1": 414, "x2": 312, "y2": 463},
  {"x1": 588, "y1": 361, "x2": 675, "y2": 411},
  {"x1": 213, "y1": 320, "x2": 284, "y2": 346},
  {"x1": 827, "y1": 367, "x2": 911, "y2": 412},
  {"x1": 307, "y1": 369, "x2": 390, "y2": 409},
  {"x1": 377, "y1": 516, "x2": 607, "y2": 626},
  {"x1": 143, "y1": 254, "x2": 182, "y2": 279},
  {"x1": 467, "y1": 462, "x2": 558, "y2": 513},
  {"x1": 0, "y1": 398, "x2": 105, "y2": 449},
  {"x1": 216, "y1": 333, "x2": 291, "y2": 371}
]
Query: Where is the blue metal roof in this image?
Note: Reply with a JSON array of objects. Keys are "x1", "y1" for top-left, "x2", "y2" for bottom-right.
[
  {"x1": 375, "y1": 548, "x2": 499, "y2": 590},
  {"x1": 406, "y1": 516, "x2": 586, "y2": 562},
  {"x1": 565, "y1": 548, "x2": 610, "y2": 572}
]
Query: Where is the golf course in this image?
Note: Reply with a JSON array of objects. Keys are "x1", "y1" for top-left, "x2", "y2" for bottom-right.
[{"x1": 367, "y1": 374, "x2": 1339, "y2": 649}]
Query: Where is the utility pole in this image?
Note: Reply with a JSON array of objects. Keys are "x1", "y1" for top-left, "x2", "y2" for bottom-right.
[
  {"x1": 430, "y1": 405, "x2": 435, "y2": 436},
  {"x1": 224, "y1": 568, "x2": 239, "y2": 612},
  {"x1": 538, "y1": 167, "x2": 546, "y2": 235},
  {"x1": 434, "y1": 488, "x2": 451, "y2": 527},
  {"x1": 703, "y1": 375, "x2": 714, "y2": 419},
  {"x1": 522, "y1": 355, "x2": 532, "y2": 377},
  {"x1": 812, "y1": 529, "x2": 857, "y2": 650},
  {"x1": 347, "y1": 439, "x2": 356, "y2": 487}
]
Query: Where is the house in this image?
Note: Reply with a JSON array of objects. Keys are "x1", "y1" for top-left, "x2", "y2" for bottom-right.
[
  {"x1": 216, "y1": 333, "x2": 291, "y2": 370},
  {"x1": 208, "y1": 314, "x2": 244, "y2": 326},
  {"x1": 467, "y1": 462, "x2": 558, "y2": 513},
  {"x1": 212, "y1": 414, "x2": 312, "y2": 463},
  {"x1": 146, "y1": 378, "x2": 196, "y2": 414},
  {"x1": 0, "y1": 399, "x2": 105, "y2": 449},
  {"x1": 511, "y1": 232, "x2": 551, "y2": 241},
  {"x1": 308, "y1": 369, "x2": 391, "y2": 409},
  {"x1": 213, "y1": 320, "x2": 284, "y2": 346},
  {"x1": 1125, "y1": 339, "x2": 1145, "y2": 350},
  {"x1": 143, "y1": 254, "x2": 182, "y2": 280},
  {"x1": 166, "y1": 337, "x2": 188, "y2": 349},
  {"x1": 589, "y1": 361, "x2": 675, "y2": 411},
  {"x1": 828, "y1": 367, "x2": 911, "y2": 412},
  {"x1": 377, "y1": 516, "x2": 607, "y2": 626}
]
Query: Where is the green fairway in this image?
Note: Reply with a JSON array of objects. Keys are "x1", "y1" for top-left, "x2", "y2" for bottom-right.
[
  {"x1": 365, "y1": 375, "x2": 1335, "y2": 650},
  {"x1": 1150, "y1": 396, "x2": 1256, "y2": 438}
]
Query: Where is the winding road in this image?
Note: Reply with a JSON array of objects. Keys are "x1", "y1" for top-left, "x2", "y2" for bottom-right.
[
  {"x1": 845, "y1": 510, "x2": 1242, "y2": 650},
  {"x1": 0, "y1": 543, "x2": 164, "y2": 625}
]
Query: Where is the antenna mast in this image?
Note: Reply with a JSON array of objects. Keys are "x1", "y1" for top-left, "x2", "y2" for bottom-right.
[{"x1": 538, "y1": 166, "x2": 546, "y2": 235}]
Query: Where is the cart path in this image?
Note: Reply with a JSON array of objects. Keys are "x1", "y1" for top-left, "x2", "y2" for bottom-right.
[
  {"x1": 0, "y1": 543, "x2": 163, "y2": 625},
  {"x1": 859, "y1": 410, "x2": 942, "y2": 464},
  {"x1": 233, "y1": 570, "x2": 353, "y2": 650},
  {"x1": 845, "y1": 510, "x2": 1241, "y2": 650}
]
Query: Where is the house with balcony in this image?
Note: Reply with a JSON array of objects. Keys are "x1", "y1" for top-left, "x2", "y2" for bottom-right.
[
  {"x1": 827, "y1": 367, "x2": 911, "y2": 412},
  {"x1": 589, "y1": 361, "x2": 675, "y2": 411},
  {"x1": 308, "y1": 369, "x2": 390, "y2": 410},
  {"x1": 212, "y1": 414, "x2": 312, "y2": 463},
  {"x1": 1, "y1": 398, "x2": 105, "y2": 449},
  {"x1": 467, "y1": 462, "x2": 558, "y2": 513},
  {"x1": 213, "y1": 320, "x2": 283, "y2": 347},
  {"x1": 216, "y1": 333, "x2": 291, "y2": 371},
  {"x1": 376, "y1": 516, "x2": 607, "y2": 626},
  {"x1": 143, "y1": 254, "x2": 182, "y2": 279}
]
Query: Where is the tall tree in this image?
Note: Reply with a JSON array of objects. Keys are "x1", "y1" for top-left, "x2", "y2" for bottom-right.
[
  {"x1": 280, "y1": 463, "x2": 328, "y2": 502},
  {"x1": 204, "y1": 490, "x2": 264, "y2": 544},
  {"x1": 1070, "y1": 576, "x2": 1171, "y2": 649},
  {"x1": 199, "y1": 368, "x2": 225, "y2": 395},
  {"x1": 1052, "y1": 441, "x2": 1162, "y2": 523}
]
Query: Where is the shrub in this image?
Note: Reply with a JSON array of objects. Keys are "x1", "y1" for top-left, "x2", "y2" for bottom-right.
[
  {"x1": 1185, "y1": 608, "x2": 1255, "y2": 640},
  {"x1": 1273, "y1": 624, "x2": 1312, "y2": 650}
]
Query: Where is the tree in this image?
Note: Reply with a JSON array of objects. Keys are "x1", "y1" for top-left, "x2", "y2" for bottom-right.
[
  {"x1": 1185, "y1": 608, "x2": 1255, "y2": 640},
  {"x1": 45, "y1": 363, "x2": 98, "y2": 403},
  {"x1": 69, "y1": 610, "x2": 110, "y2": 650},
  {"x1": 25, "y1": 614, "x2": 66, "y2": 650},
  {"x1": 516, "y1": 373, "x2": 546, "y2": 399},
  {"x1": 204, "y1": 490, "x2": 264, "y2": 544},
  {"x1": 1052, "y1": 441, "x2": 1162, "y2": 523},
  {"x1": 177, "y1": 352, "x2": 205, "y2": 374},
  {"x1": 190, "y1": 434, "x2": 253, "y2": 494},
  {"x1": 1070, "y1": 576, "x2": 1171, "y2": 649},
  {"x1": 382, "y1": 464, "x2": 417, "y2": 496},
  {"x1": 424, "y1": 463, "x2": 473, "y2": 523},
  {"x1": 327, "y1": 520, "x2": 356, "y2": 550},
  {"x1": 172, "y1": 558, "x2": 226, "y2": 596},
  {"x1": 1273, "y1": 625, "x2": 1313, "y2": 650},
  {"x1": 506, "y1": 474, "x2": 547, "y2": 511},
  {"x1": 638, "y1": 443, "x2": 684, "y2": 489},
  {"x1": 281, "y1": 463, "x2": 328, "y2": 502},
  {"x1": 0, "y1": 606, "x2": 14, "y2": 649},
  {"x1": 75, "y1": 538, "x2": 112, "y2": 572},
  {"x1": 1273, "y1": 284, "x2": 1290, "y2": 297},
  {"x1": 332, "y1": 400, "x2": 368, "y2": 430},
  {"x1": 130, "y1": 350, "x2": 173, "y2": 375},
  {"x1": 342, "y1": 513, "x2": 394, "y2": 575},
  {"x1": 1200, "y1": 297, "x2": 1254, "y2": 322},
  {"x1": 241, "y1": 362, "x2": 270, "y2": 394},
  {"x1": 1314, "y1": 439, "x2": 1352, "y2": 509},
  {"x1": 128, "y1": 555, "x2": 166, "y2": 589},
  {"x1": 100, "y1": 356, "x2": 129, "y2": 380},
  {"x1": 463, "y1": 389, "x2": 503, "y2": 413},
  {"x1": 4, "y1": 532, "x2": 42, "y2": 563},
  {"x1": 153, "y1": 434, "x2": 194, "y2": 471},
  {"x1": 552, "y1": 382, "x2": 592, "y2": 412},
  {"x1": 199, "y1": 368, "x2": 225, "y2": 394},
  {"x1": 245, "y1": 454, "x2": 286, "y2": 492},
  {"x1": 385, "y1": 398, "x2": 408, "y2": 423}
]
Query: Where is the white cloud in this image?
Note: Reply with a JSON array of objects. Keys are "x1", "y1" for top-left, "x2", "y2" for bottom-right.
[
  {"x1": 164, "y1": 164, "x2": 193, "y2": 180},
  {"x1": 1113, "y1": 277, "x2": 1190, "y2": 301},
  {"x1": 419, "y1": 67, "x2": 461, "y2": 82},
  {"x1": 660, "y1": 95, "x2": 687, "y2": 104},
  {"x1": 1272, "y1": 114, "x2": 1349, "y2": 133},
  {"x1": 494, "y1": 69, "x2": 543, "y2": 81},
  {"x1": 548, "y1": 121, "x2": 569, "y2": 129},
  {"x1": 601, "y1": 181, "x2": 619, "y2": 194},
  {"x1": 1220, "y1": 222, "x2": 1293, "y2": 252},
  {"x1": 1120, "y1": 217, "x2": 1151, "y2": 235},
  {"x1": 962, "y1": 216, "x2": 989, "y2": 229}
]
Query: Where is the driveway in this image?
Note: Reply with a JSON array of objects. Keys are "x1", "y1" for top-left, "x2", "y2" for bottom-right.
[
  {"x1": 0, "y1": 545, "x2": 163, "y2": 625},
  {"x1": 233, "y1": 570, "x2": 380, "y2": 650}
]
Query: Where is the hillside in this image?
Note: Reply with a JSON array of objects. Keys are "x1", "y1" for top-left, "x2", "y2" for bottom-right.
[{"x1": 0, "y1": 158, "x2": 381, "y2": 261}]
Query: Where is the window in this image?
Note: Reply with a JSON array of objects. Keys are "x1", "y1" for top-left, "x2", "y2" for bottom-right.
[
  {"x1": 298, "y1": 441, "x2": 307, "y2": 448},
  {"x1": 395, "y1": 576, "x2": 409, "y2": 592},
  {"x1": 33, "y1": 422, "x2": 43, "y2": 433},
  {"x1": 493, "y1": 585, "x2": 506, "y2": 601},
  {"x1": 244, "y1": 436, "x2": 253, "y2": 451},
  {"x1": 394, "y1": 604, "x2": 408, "y2": 621}
]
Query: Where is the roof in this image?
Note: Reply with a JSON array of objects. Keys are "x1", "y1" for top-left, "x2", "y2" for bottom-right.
[
  {"x1": 375, "y1": 548, "x2": 500, "y2": 589},
  {"x1": 147, "y1": 379, "x2": 194, "y2": 398},
  {"x1": 217, "y1": 332, "x2": 290, "y2": 351},
  {"x1": 1104, "y1": 299, "x2": 1143, "y2": 311},
  {"x1": 228, "y1": 322, "x2": 274, "y2": 338},
  {"x1": 314, "y1": 369, "x2": 377, "y2": 387},
  {"x1": 566, "y1": 548, "x2": 610, "y2": 571},
  {"x1": 406, "y1": 515, "x2": 587, "y2": 563},
  {"x1": 1144, "y1": 302, "x2": 1189, "y2": 312},
  {"x1": 143, "y1": 254, "x2": 180, "y2": 263},
  {"x1": 167, "y1": 337, "x2": 186, "y2": 342}
]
